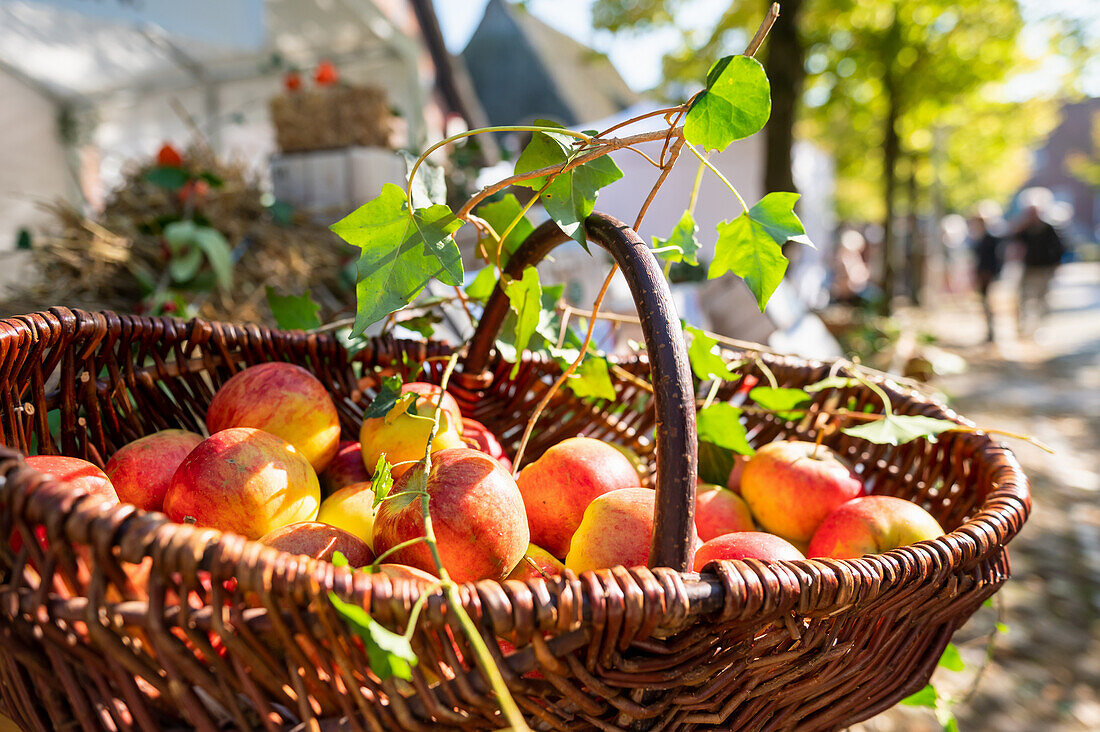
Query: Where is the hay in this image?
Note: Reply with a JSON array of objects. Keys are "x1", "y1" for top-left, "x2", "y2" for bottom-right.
[{"x1": 270, "y1": 86, "x2": 393, "y2": 153}]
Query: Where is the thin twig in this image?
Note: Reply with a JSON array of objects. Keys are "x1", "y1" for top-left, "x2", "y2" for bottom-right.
[
  {"x1": 745, "y1": 3, "x2": 781, "y2": 58},
  {"x1": 635, "y1": 138, "x2": 685, "y2": 229},
  {"x1": 588, "y1": 106, "x2": 683, "y2": 141}
]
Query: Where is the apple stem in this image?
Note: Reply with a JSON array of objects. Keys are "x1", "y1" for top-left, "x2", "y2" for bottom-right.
[
  {"x1": 370, "y1": 536, "x2": 429, "y2": 567},
  {"x1": 702, "y1": 379, "x2": 722, "y2": 409}
]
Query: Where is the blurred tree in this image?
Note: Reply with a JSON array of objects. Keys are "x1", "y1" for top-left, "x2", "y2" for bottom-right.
[{"x1": 592, "y1": 0, "x2": 1062, "y2": 311}]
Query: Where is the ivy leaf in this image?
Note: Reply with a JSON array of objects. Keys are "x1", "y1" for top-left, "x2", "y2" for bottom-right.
[
  {"x1": 164, "y1": 221, "x2": 233, "y2": 291},
  {"x1": 566, "y1": 354, "x2": 616, "y2": 401},
  {"x1": 266, "y1": 287, "x2": 322, "y2": 331},
  {"x1": 477, "y1": 193, "x2": 535, "y2": 266},
  {"x1": 514, "y1": 120, "x2": 622, "y2": 249},
  {"x1": 842, "y1": 414, "x2": 959, "y2": 446},
  {"x1": 684, "y1": 55, "x2": 771, "y2": 153},
  {"x1": 804, "y1": 376, "x2": 860, "y2": 392},
  {"x1": 400, "y1": 150, "x2": 447, "y2": 208},
  {"x1": 749, "y1": 386, "x2": 811, "y2": 420},
  {"x1": 502, "y1": 266, "x2": 542, "y2": 369},
  {"x1": 465, "y1": 266, "x2": 498, "y2": 302},
  {"x1": 327, "y1": 592, "x2": 417, "y2": 681},
  {"x1": 698, "y1": 440, "x2": 736, "y2": 486},
  {"x1": 710, "y1": 191, "x2": 815, "y2": 312},
  {"x1": 397, "y1": 312, "x2": 441, "y2": 339},
  {"x1": 653, "y1": 211, "x2": 701, "y2": 266},
  {"x1": 901, "y1": 684, "x2": 938, "y2": 708},
  {"x1": 330, "y1": 183, "x2": 464, "y2": 335},
  {"x1": 685, "y1": 325, "x2": 739, "y2": 381},
  {"x1": 144, "y1": 165, "x2": 190, "y2": 190},
  {"x1": 371, "y1": 455, "x2": 394, "y2": 508},
  {"x1": 696, "y1": 403, "x2": 754, "y2": 455},
  {"x1": 937, "y1": 643, "x2": 965, "y2": 672},
  {"x1": 363, "y1": 376, "x2": 404, "y2": 420}
]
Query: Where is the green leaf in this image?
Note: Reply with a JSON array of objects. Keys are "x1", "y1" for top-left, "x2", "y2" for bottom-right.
[
  {"x1": 942, "y1": 716, "x2": 960, "y2": 732},
  {"x1": 503, "y1": 266, "x2": 542, "y2": 367},
  {"x1": 698, "y1": 440, "x2": 736, "y2": 486},
  {"x1": 566, "y1": 355, "x2": 616, "y2": 401},
  {"x1": 514, "y1": 120, "x2": 623, "y2": 248},
  {"x1": 804, "y1": 376, "x2": 860, "y2": 392},
  {"x1": 397, "y1": 312, "x2": 441, "y2": 339},
  {"x1": 477, "y1": 193, "x2": 535, "y2": 266},
  {"x1": 266, "y1": 287, "x2": 322, "y2": 331},
  {"x1": 144, "y1": 165, "x2": 190, "y2": 190},
  {"x1": 938, "y1": 643, "x2": 965, "y2": 672},
  {"x1": 371, "y1": 455, "x2": 394, "y2": 508},
  {"x1": 199, "y1": 170, "x2": 225, "y2": 188},
  {"x1": 749, "y1": 386, "x2": 811, "y2": 420},
  {"x1": 328, "y1": 592, "x2": 417, "y2": 681},
  {"x1": 653, "y1": 211, "x2": 701, "y2": 266},
  {"x1": 995, "y1": 622, "x2": 1008, "y2": 634},
  {"x1": 363, "y1": 376, "x2": 404, "y2": 420},
  {"x1": 331, "y1": 551, "x2": 348, "y2": 568},
  {"x1": 400, "y1": 150, "x2": 447, "y2": 208},
  {"x1": 684, "y1": 55, "x2": 771, "y2": 153},
  {"x1": 164, "y1": 221, "x2": 233, "y2": 291},
  {"x1": 190, "y1": 227, "x2": 234, "y2": 291},
  {"x1": 331, "y1": 183, "x2": 464, "y2": 334},
  {"x1": 266, "y1": 199, "x2": 295, "y2": 227},
  {"x1": 901, "y1": 684, "x2": 938, "y2": 708},
  {"x1": 696, "y1": 403, "x2": 754, "y2": 455},
  {"x1": 465, "y1": 266, "x2": 498, "y2": 302},
  {"x1": 710, "y1": 192, "x2": 816, "y2": 311},
  {"x1": 685, "y1": 325, "x2": 739, "y2": 381},
  {"x1": 842, "y1": 414, "x2": 958, "y2": 446}
]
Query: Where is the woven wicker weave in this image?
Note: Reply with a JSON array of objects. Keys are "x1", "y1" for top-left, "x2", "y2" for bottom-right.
[{"x1": 0, "y1": 215, "x2": 1029, "y2": 731}]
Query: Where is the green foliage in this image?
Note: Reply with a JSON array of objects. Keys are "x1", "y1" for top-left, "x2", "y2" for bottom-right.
[
  {"x1": 901, "y1": 684, "x2": 938, "y2": 707},
  {"x1": 398, "y1": 312, "x2": 441, "y2": 339},
  {"x1": 698, "y1": 439, "x2": 737, "y2": 486},
  {"x1": 842, "y1": 413, "x2": 958, "y2": 446},
  {"x1": 684, "y1": 55, "x2": 771, "y2": 153},
  {"x1": 331, "y1": 184, "x2": 464, "y2": 335},
  {"x1": 685, "y1": 325, "x2": 739, "y2": 381},
  {"x1": 938, "y1": 643, "x2": 965, "y2": 672},
  {"x1": 696, "y1": 403, "x2": 754, "y2": 455},
  {"x1": 566, "y1": 355, "x2": 617, "y2": 401},
  {"x1": 363, "y1": 375, "x2": 403, "y2": 420},
  {"x1": 503, "y1": 266, "x2": 543, "y2": 370},
  {"x1": 514, "y1": 120, "x2": 623, "y2": 248},
  {"x1": 163, "y1": 221, "x2": 233, "y2": 291},
  {"x1": 710, "y1": 193, "x2": 810, "y2": 311},
  {"x1": 328, "y1": 589, "x2": 417, "y2": 681},
  {"x1": 749, "y1": 386, "x2": 811, "y2": 420},
  {"x1": 400, "y1": 150, "x2": 447, "y2": 208},
  {"x1": 371, "y1": 455, "x2": 394, "y2": 508},
  {"x1": 653, "y1": 211, "x2": 701, "y2": 266},
  {"x1": 144, "y1": 165, "x2": 190, "y2": 190},
  {"x1": 477, "y1": 193, "x2": 535, "y2": 266},
  {"x1": 465, "y1": 266, "x2": 499, "y2": 302},
  {"x1": 266, "y1": 288, "x2": 321, "y2": 331}
]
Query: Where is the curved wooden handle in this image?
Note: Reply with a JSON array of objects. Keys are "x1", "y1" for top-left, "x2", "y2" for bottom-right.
[{"x1": 464, "y1": 213, "x2": 698, "y2": 571}]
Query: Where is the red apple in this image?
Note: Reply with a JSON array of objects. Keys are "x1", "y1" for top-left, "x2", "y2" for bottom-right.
[
  {"x1": 164, "y1": 427, "x2": 320, "y2": 539},
  {"x1": 207, "y1": 362, "x2": 341, "y2": 472},
  {"x1": 564, "y1": 487, "x2": 698, "y2": 573},
  {"x1": 359, "y1": 389, "x2": 465, "y2": 482},
  {"x1": 321, "y1": 440, "x2": 370, "y2": 495},
  {"x1": 25, "y1": 455, "x2": 117, "y2": 505},
  {"x1": 693, "y1": 532, "x2": 806, "y2": 570},
  {"x1": 517, "y1": 437, "x2": 640, "y2": 559},
  {"x1": 317, "y1": 481, "x2": 377, "y2": 549},
  {"x1": 371, "y1": 448, "x2": 528, "y2": 583},
  {"x1": 260, "y1": 521, "x2": 374, "y2": 567},
  {"x1": 695, "y1": 483, "x2": 755, "y2": 541},
  {"x1": 506, "y1": 543, "x2": 565, "y2": 582},
  {"x1": 461, "y1": 417, "x2": 512, "y2": 471},
  {"x1": 727, "y1": 454, "x2": 749, "y2": 494},
  {"x1": 808, "y1": 496, "x2": 945, "y2": 559},
  {"x1": 104, "y1": 430, "x2": 204, "y2": 511},
  {"x1": 740, "y1": 441, "x2": 863, "y2": 543}
]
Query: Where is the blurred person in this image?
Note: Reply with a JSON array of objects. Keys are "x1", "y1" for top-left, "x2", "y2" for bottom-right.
[
  {"x1": 831, "y1": 228, "x2": 874, "y2": 306},
  {"x1": 969, "y1": 202, "x2": 1003, "y2": 343},
  {"x1": 1013, "y1": 188, "x2": 1066, "y2": 336}
]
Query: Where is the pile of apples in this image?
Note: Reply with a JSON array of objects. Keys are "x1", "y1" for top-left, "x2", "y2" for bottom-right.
[{"x1": 23, "y1": 363, "x2": 945, "y2": 585}]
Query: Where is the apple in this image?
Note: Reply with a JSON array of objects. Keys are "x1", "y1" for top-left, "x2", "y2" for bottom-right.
[
  {"x1": 164, "y1": 427, "x2": 320, "y2": 539},
  {"x1": 316, "y1": 481, "x2": 377, "y2": 548},
  {"x1": 25, "y1": 455, "x2": 117, "y2": 505},
  {"x1": 206, "y1": 362, "x2": 341, "y2": 472},
  {"x1": 367, "y1": 563, "x2": 438, "y2": 586},
  {"x1": 321, "y1": 441, "x2": 371, "y2": 495},
  {"x1": 807, "y1": 496, "x2": 945, "y2": 559},
  {"x1": 565, "y1": 487, "x2": 698, "y2": 573},
  {"x1": 104, "y1": 430, "x2": 204, "y2": 511},
  {"x1": 506, "y1": 543, "x2": 565, "y2": 582},
  {"x1": 461, "y1": 417, "x2": 512, "y2": 471},
  {"x1": 516, "y1": 437, "x2": 640, "y2": 558},
  {"x1": 371, "y1": 448, "x2": 529, "y2": 584},
  {"x1": 402, "y1": 382, "x2": 463, "y2": 431},
  {"x1": 695, "y1": 483, "x2": 755, "y2": 542},
  {"x1": 359, "y1": 388, "x2": 466, "y2": 482},
  {"x1": 693, "y1": 532, "x2": 805, "y2": 570},
  {"x1": 740, "y1": 441, "x2": 863, "y2": 543},
  {"x1": 727, "y1": 454, "x2": 749, "y2": 495},
  {"x1": 260, "y1": 521, "x2": 375, "y2": 567}
]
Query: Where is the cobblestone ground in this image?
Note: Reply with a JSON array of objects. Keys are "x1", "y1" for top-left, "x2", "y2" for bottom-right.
[{"x1": 853, "y1": 262, "x2": 1100, "y2": 732}]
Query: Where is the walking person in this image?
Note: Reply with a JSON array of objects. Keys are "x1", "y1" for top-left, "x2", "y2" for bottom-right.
[
  {"x1": 1013, "y1": 189, "x2": 1066, "y2": 336},
  {"x1": 969, "y1": 204, "x2": 1003, "y2": 343}
]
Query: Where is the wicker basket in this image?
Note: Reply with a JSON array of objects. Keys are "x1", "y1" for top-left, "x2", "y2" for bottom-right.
[{"x1": 0, "y1": 214, "x2": 1030, "y2": 731}]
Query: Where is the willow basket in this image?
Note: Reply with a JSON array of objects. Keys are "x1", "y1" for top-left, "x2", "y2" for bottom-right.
[{"x1": 0, "y1": 214, "x2": 1029, "y2": 731}]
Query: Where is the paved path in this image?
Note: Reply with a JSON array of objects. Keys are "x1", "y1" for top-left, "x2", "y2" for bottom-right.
[{"x1": 855, "y1": 262, "x2": 1100, "y2": 731}]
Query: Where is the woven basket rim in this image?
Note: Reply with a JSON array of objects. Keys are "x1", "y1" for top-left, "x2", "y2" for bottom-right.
[{"x1": 0, "y1": 307, "x2": 1031, "y2": 629}]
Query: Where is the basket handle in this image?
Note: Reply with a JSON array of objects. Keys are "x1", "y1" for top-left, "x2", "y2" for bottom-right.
[{"x1": 464, "y1": 212, "x2": 698, "y2": 572}]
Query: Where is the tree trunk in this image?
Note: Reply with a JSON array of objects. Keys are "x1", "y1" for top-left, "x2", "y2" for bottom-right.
[
  {"x1": 880, "y1": 84, "x2": 900, "y2": 314},
  {"x1": 762, "y1": 0, "x2": 804, "y2": 195}
]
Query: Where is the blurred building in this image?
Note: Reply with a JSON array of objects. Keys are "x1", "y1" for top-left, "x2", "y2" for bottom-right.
[{"x1": 1017, "y1": 98, "x2": 1099, "y2": 243}]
